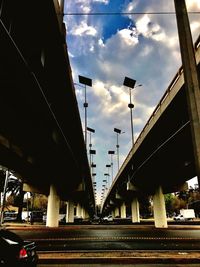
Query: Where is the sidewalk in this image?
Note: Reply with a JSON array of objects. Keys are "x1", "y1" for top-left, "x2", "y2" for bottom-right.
[{"x1": 37, "y1": 250, "x2": 200, "y2": 264}]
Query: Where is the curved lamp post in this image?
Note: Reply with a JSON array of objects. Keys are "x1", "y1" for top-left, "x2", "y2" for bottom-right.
[
  {"x1": 108, "y1": 150, "x2": 115, "y2": 182},
  {"x1": 123, "y1": 76, "x2": 142, "y2": 146},
  {"x1": 78, "y1": 75, "x2": 92, "y2": 150}
]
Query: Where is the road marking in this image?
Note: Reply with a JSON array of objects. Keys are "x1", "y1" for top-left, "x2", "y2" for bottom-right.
[{"x1": 31, "y1": 236, "x2": 200, "y2": 241}]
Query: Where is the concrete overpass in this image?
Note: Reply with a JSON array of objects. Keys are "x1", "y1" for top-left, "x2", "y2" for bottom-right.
[
  {"x1": 0, "y1": 0, "x2": 95, "y2": 226},
  {"x1": 101, "y1": 35, "x2": 200, "y2": 227}
]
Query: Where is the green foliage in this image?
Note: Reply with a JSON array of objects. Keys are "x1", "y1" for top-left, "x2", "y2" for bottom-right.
[{"x1": 32, "y1": 194, "x2": 47, "y2": 210}]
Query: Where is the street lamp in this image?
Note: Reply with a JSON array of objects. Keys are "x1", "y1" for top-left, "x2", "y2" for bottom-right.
[
  {"x1": 114, "y1": 128, "x2": 124, "y2": 171},
  {"x1": 78, "y1": 75, "x2": 92, "y2": 150},
  {"x1": 108, "y1": 150, "x2": 115, "y2": 181},
  {"x1": 87, "y1": 127, "x2": 95, "y2": 167},
  {"x1": 123, "y1": 76, "x2": 142, "y2": 146},
  {"x1": 91, "y1": 163, "x2": 96, "y2": 168},
  {"x1": 89, "y1": 149, "x2": 96, "y2": 179},
  {"x1": 106, "y1": 164, "x2": 111, "y2": 186},
  {"x1": 104, "y1": 173, "x2": 110, "y2": 189}
]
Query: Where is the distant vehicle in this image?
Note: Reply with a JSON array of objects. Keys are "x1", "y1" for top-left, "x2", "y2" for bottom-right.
[
  {"x1": 113, "y1": 215, "x2": 132, "y2": 224},
  {"x1": 102, "y1": 215, "x2": 113, "y2": 222},
  {"x1": 74, "y1": 216, "x2": 83, "y2": 223},
  {"x1": 174, "y1": 209, "x2": 195, "y2": 221},
  {"x1": 59, "y1": 214, "x2": 66, "y2": 225},
  {"x1": 0, "y1": 228, "x2": 38, "y2": 266},
  {"x1": 91, "y1": 215, "x2": 100, "y2": 224},
  {"x1": 3, "y1": 211, "x2": 17, "y2": 222},
  {"x1": 30, "y1": 211, "x2": 44, "y2": 223}
]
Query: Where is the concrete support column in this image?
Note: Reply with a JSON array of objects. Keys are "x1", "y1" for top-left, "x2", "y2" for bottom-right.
[
  {"x1": 82, "y1": 207, "x2": 85, "y2": 219},
  {"x1": 76, "y1": 203, "x2": 82, "y2": 218},
  {"x1": 131, "y1": 197, "x2": 140, "y2": 223},
  {"x1": 66, "y1": 201, "x2": 74, "y2": 223},
  {"x1": 153, "y1": 186, "x2": 168, "y2": 228},
  {"x1": 174, "y1": 0, "x2": 200, "y2": 187},
  {"x1": 85, "y1": 210, "x2": 89, "y2": 220},
  {"x1": 120, "y1": 202, "x2": 126, "y2": 218},
  {"x1": 46, "y1": 185, "x2": 60, "y2": 227},
  {"x1": 114, "y1": 207, "x2": 119, "y2": 218}
]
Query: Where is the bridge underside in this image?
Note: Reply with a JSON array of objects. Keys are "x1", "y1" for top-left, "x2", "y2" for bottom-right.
[
  {"x1": 0, "y1": 1, "x2": 95, "y2": 211},
  {"x1": 106, "y1": 82, "x2": 198, "y2": 208}
]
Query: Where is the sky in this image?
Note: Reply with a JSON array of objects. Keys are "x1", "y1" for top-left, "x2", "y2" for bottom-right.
[{"x1": 63, "y1": 0, "x2": 200, "y2": 205}]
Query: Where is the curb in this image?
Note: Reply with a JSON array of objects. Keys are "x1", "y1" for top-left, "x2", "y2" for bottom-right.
[{"x1": 37, "y1": 251, "x2": 200, "y2": 264}]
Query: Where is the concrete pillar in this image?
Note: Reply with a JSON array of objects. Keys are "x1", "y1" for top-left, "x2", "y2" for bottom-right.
[
  {"x1": 120, "y1": 202, "x2": 126, "y2": 218},
  {"x1": 85, "y1": 210, "x2": 89, "y2": 219},
  {"x1": 153, "y1": 186, "x2": 168, "y2": 228},
  {"x1": 76, "y1": 203, "x2": 82, "y2": 218},
  {"x1": 81, "y1": 207, "x2": 85, "y2": 219},
  {"x1": 46, "y1": 185, "x2": 60, "y2": 227},
  {"x1": 131, "y1": 197, "x2": 140, "y2": 223},
  {"x1": 114, "y1": 207, "x2": 119, "y2": 217},
  {"x1": 66, "y1": 201, "x2": 74, "y2": 223},
  {"x1": 174, "y1": 0, "x2": 200, "y2": 187}
]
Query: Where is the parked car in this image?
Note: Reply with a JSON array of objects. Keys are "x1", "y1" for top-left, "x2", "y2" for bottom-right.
[
  {"x1": 102, "y1": 215, "x2": 113, "y2": 222},
  {"x1": 0, "y1": 228, "x2": 38, "y2": 266},
  {"x1": 3, "y1": 211, "x2": 17, "y2": 222},
  {"x1": 30, "y1": 211, "x2": 44, "y2": 223},
  {"x1": 173, "y1": 214, "x2": 185, "y2": 221}
]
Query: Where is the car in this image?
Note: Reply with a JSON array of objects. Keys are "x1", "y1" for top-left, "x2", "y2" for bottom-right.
[
  {"x1": 30, "y1": 211, "x2": 44, "y2": 223},
  {"x1": 0, "y1": 228, "x2": 38, "y2": 266},
  {"x1": 173, "y1": 214, "x2": 186, "y2": 221},
  {"x1": 3, "y1": 211, "x2": 17, "y2": 222},
  {"x1": 102, "y1": 215, "x2": 113, "y2": 222}
]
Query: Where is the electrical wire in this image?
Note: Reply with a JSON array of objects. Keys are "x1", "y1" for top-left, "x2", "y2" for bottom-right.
[{"x1": 63, "y1": 11, "x2": 200, "y2": 16}]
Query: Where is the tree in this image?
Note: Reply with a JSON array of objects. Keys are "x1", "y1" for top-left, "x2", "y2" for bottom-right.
[
  {"x1": 5, "y1": 173, "x2": 25, "y2": 221},
  {"x1": 165, "y1": 193, "x2": 175, "y2": 216}
]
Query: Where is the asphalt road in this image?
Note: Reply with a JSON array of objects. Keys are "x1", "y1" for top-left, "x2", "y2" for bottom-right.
[
  {"x1": 8, "y1": 224, "x2": 200, "y2": 251},
  {"x1": 5, "y1": 223, "x2": 200, "y2": 265}
]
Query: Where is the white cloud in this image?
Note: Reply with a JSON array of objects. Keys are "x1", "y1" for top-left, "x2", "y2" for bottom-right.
[
  {"x1": 70, "y1": 21, "x2": 97, "y2": 36},
  {"x1": 118, "y1": 28, "x2": 138, "y2": 46},
  {"x1": 66, "y1": 0, "x2": 200, "y2": 201},
  {"x1": 186, "y1": 0, "x2": 200, "y2": 10},
  {"x1": 93, "y1": 0, "x2": 109, "y2": 4}
]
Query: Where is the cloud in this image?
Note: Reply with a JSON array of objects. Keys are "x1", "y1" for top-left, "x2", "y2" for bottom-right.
[
  {"x1": 93, "y1": 0, "x2": 109, "y2": 4},
  {"x1": 65, "y1": 0, "x2": 200, "y2": 203},
  {"x1": 70, "y1": 21, "x2": 97, "y2": 36}
]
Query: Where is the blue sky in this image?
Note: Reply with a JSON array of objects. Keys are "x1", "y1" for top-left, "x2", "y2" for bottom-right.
[{"x1": 63, "y1": 0, "x2": 200, "y2": 204}]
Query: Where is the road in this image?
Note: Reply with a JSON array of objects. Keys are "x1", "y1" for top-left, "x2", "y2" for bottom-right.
[{"x1": 5, "y1": 223, "x2": 200, "y2": 265}]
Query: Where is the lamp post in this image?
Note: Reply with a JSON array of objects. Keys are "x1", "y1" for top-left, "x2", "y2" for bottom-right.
[
  {"x1": 89, "y1": 149, "x2": 96, "y2": 178},
  {"x1": 106, "y1": 164, "x2": 111, "y2": 186},
  {"x1": 78, "y1": 75, "x2": 92, "y2": 150},
  {"x1": 123, "y1": 77, "x2": 142, "y2": 146},
  {"x1": 87, "y1": 127, "x2": 95, "y2": 167},
  {"x1": 92, "y1": 173, "x2": 96, "y2": 183},
  {"x1": 114, "y1": 128, "x2": 124, "y2": 171},
  {"x1": 104, "y1": 173, "x2": 110, "y2": 189},
  {"x1": 108, "y1": 150, "x2": 115, "y2": 181}
]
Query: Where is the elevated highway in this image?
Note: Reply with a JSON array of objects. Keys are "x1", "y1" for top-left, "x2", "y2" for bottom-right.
[
  {"x1": 0, "y1": 0, "x2": 95, "y2": 224},
  {"x1": 101, "y1": 35, "x2": 200, "y2": 225}
]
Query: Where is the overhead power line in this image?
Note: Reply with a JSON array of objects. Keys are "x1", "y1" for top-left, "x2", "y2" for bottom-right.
[{"x1": 63, "y1": 11, "x2": 200, "y2": 16}]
